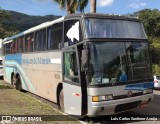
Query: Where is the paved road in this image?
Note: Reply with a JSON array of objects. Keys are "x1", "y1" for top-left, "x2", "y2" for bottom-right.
[{"x1": 80, "y1": 90, "x2": 160, "y2": 124}]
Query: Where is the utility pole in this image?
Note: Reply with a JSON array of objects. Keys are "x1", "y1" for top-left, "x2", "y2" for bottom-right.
[{"x1": 90, "y1": 0, "x2": 96, "y2": 13}]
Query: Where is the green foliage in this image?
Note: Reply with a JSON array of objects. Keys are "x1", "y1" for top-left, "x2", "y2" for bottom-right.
[
  {"x1": 0, "y1": 9, "x2": 10, "y2": 22},
  {"x1": 0, "y1": 9, "x2": 15, "y2": 38},
  {"x1": 152, "y1": 64, "x2": 160, "y2": 75},
  {"x1": 137, "y1": 9, "x2": 160, "y2": 39},
  {"x1": 151, "y1": 37, "x2": 160, "y2": 48},
  {"x1": 129, "y1": 9, "x2": 160, "y2": 75},
  {"x1": 53, "y1": 0, "x2": 88, "y2": 14},
  {"x1": 0, "y1": 10, "x2": 60, "y2": 38},
  {"x1": 149, "y1": 37, "x2": 160, "y2": 75},
  {"x1": 79, "y1": 0, "x2": 89, "y2": 12}
]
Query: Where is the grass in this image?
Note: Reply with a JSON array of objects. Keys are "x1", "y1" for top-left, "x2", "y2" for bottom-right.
[{"x1": 0, "y1": 80, "x2": 82, "y2": 124}]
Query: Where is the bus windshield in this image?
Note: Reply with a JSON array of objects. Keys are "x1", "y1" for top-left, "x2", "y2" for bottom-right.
[
  {"x1": 88, "y1": 42, "x2": 152, "y2": 85},
  {"x1": 84, "y1": 18, "x2": 147, "y2": 39}
]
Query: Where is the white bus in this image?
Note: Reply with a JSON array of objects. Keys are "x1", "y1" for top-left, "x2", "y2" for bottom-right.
[{"x1": 2, "y1": 13, "x2": 154, "y2": 116}]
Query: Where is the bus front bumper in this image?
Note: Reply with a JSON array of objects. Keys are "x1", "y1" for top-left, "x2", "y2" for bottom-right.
[{"x1": 87, "y1": 93, "x2": 154, "y2": 116}]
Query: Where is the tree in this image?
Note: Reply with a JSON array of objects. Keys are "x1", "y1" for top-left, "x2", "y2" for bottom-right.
[
  {"x1": 137, "y1": 9, "x2": 160, "y2": 39},
  {"x1": 0, "y1": 9, "x2": 10, "y2": 23},
  {"x1": 0, "y1": 9, "x2": 10, "y2": 38},
  {"x1": 0, "y1": 9, "x2": 18, "y2": 38},
  {"x1": 90, "y1": 0, "x2": 96, "y2": 13},
  {"x1": 53, "y1": 0, "x2": 88, "y2": 14}
]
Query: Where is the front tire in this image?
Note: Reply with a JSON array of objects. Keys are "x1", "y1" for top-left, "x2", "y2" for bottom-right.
[{"x1": 59, "y1": 89, "x2": 64, "y2": 112}]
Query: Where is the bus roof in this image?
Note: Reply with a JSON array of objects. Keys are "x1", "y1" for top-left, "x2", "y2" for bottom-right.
[
  {"x1": 3, "y1": 13, "x2": 140, "y2": 43},
  {"x1": 65, "y1": 13, "x2": 139, "y2": 21},
  {"x1": 3, "y1": 16, "x2": 65, "y2": 43}
]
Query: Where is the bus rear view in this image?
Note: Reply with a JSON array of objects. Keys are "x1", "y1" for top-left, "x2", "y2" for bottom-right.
[{"x1": 80, "y1": 14, "x2": 154, "y2": 116}]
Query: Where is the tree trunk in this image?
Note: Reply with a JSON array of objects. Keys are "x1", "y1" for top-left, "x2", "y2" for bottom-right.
[
  {"x1": 66, "y1": 0, "x2": 74, "y2": 15},
  {"x1": 66, "y1": 2, "x2": 71, "y2": 15},
  {"x1": 90, "y1": 0, "x2": 96, "y2": 13}
]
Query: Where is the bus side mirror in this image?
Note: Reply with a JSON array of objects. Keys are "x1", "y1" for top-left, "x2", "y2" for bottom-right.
[{"x1": 81, "y1": 49, "x2": 88, "y2": 70}]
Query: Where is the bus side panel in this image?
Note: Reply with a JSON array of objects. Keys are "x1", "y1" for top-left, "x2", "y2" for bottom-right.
[
  {"x1": 3, "y1": 51, "x2": 62, "y2": 103},
  {"x1": 4, "y1": 54, "x2": 22, "y2": 84},
  {"x1": 21, "y1": 51, "x2": 62, "y2": 103},
  {"x1": 3, "y1": 66, "x2": 13, "y2": 84}
]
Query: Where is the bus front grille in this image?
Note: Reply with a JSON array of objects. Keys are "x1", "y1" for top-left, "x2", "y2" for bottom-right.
[{"x1": 115, "y1": 101, "x2": 141, "y2": 113}]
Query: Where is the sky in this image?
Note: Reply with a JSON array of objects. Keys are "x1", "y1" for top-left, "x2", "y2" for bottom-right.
[{"x1": 0, "y1": 0, "x2": 160, "y2": 16}]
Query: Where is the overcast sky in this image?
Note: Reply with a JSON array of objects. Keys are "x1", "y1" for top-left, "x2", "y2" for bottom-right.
[{"x1": 0, "y1": 0, "x2": 160, "y2": 16}]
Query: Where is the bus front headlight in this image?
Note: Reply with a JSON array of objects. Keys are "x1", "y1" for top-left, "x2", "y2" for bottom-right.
[
  {"x1": 143, "y1": 89, "x2": 153, "y2": 94},
  {"x1": 92, "y1": 94, "x2": 113, "y2": 102}
]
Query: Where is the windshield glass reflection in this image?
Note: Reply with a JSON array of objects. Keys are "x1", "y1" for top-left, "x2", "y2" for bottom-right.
[
  {"x1": 88, "y1": 42, "x2": 150, "y2": 85},
  {"x1": 85, "y1": 19, "x2": 147, "y2": 39}
]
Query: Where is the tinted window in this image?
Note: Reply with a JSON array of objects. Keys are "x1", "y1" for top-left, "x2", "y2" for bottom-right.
[
  {"x1": 3, "y1": 44, "x2": 6, "y2": 54},
  {"x1": 47, "y1": 23, "x2": 63, "y2": 50},
  {"x1": 89, "y1": 42, "x2": 127, "y2": 85},
  {"x1": 25, "y1": 33, "x2": 34, "y2": 52},
  {"x1": 17, "y1": 37, "x2": 24, "y2": 53},
  {"x1": 88, "y1": 42, "x2": 151, "y2": 85},
  {"x1": 64, "y1": 51, "x2": 79, "y2": 83},
  {"x1": 35, "y1": 29, "x2": 46, "y2": 51},
  {"x1": 126, "y1": 42, "x2": 148, "y2": 63},
  {"x1": 5, "y1": 43, "x2": 11, "y2": 54},
  {"x1": 12, "y1": 39, "x2": 18, "y2": 53},
  {"x1": 64, "y1": 20, "x2": 80, "y2": 47},
  {"x1": 85, "y1": 18, "x2": 147, "y2": 39}
]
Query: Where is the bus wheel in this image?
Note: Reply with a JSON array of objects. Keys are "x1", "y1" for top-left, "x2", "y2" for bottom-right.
[
  {"x1": 11, "y1": 75, "x2": 13, "y2": 85},
  {"x1": 11, "y1": 74, "x2": 15, "y2": 85},
  {"x1": 59, "y1": 89, "x2": 64, "y2": 112},
  {"x1": 16, "y1": 75, "x2": 22, "y2": 92}
]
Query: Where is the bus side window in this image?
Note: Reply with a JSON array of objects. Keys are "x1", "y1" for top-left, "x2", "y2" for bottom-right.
[
  {"x1": 13, "y1": 40, "x2": 15, "y2": 53},
  {"x1": 64, "y1": 52, "x2": 79, "y2": 83},
  {"x1": 47, "y1": 26, "x2": 54, "y2": 50},
  {"x1": 35, "y1": 31, "x2": 40, "y2": 51},
  {"x1": 10, "y1": 42, "x2": 12, "y2": 54},
  {"x1": 6, "y1": 43, "x2": 11, "y2": 54},
  {"x1": 11, "y1": 42, "x2": 14, "y2": 54},
  {"x1": 20, "y1": 37, "x2": 24, "y2": 53},
  {"x1": 14, "y1": 39, "x2": 17, "y2": 53},
  {"x1": 23, "y1": 37, "x2": 25, "y2": 52},
  {"x1": 41, "y1": 29, "x2": 46, "y2": 51},
  {"x1": 25, "y1": 33, "x2": 34, "y2": 52},
  {"x1": 52, "y1": 23, "x2": 63, "y2": 49},
  {"x1": 64, "y1": 20, "x2": 80, "y2": 47},
  {"x1": 17, "y1": 38, "x2": 20, "y2": 53},
  {"x1": 17, "y1": 37, "x2": 24, "y2": 53},
  {"x1": 35, "y1": 29, "x2": 46, "y2": 51},
  {"x1": 47, "y1": 22, "x2": 63, "y2": 50}
]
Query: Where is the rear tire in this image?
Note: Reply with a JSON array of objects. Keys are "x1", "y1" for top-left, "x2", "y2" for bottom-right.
[
  {"x1": 59, "y1": 89, "x2": 64, "y2": 112},
  {"x1": 11, "y1": 77, "x2": 13, "y2": 85},
  {"x1": 11, "y1": 74, "x2": 14, "y2": 85},
  {"x1": 16, "y1": 75, "x2": 22, "y2": 92}
]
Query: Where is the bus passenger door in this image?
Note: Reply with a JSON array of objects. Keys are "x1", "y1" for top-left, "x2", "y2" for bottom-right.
[{"x1": 62, "y1": 49, "x2": 82, "y2": 115}]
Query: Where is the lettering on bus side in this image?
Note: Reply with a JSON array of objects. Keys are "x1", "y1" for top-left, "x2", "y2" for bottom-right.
[
  {"x1": 55, "y1": 74, "x2": 60, "y2": 79},
  {"x1": 22, "y1": 57, "x2": 51, "y2": 65}
]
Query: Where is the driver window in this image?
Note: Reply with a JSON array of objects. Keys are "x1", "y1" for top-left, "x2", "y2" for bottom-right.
[{"x1": 64, "y1": 51, "x2": 79, "y2": 83}]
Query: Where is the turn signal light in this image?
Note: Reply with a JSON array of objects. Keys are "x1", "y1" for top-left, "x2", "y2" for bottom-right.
[{"x1": 92, "y1": 94, "x2": 113, "y2": 102}]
